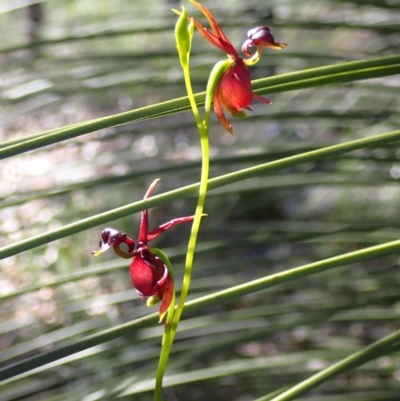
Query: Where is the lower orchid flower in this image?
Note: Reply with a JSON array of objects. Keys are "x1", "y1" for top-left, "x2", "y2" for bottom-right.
[
  {"x1": 182, "y1": 0, "x2": 287, "y2": 134},
  {"x1": 92, "y1": 179, "x2": 195, "y2": 322}
]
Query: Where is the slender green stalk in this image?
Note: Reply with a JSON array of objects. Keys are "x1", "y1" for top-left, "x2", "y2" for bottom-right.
[
  {"x1": 154, "y1": 9, "x2": 211, "y2": 400},
  {"x1": 153, "y1": 11, "x2": 233, "y2": 399},
  {"x1": 171, "y1": 59, "x2": 230, "y2": 336},
  {"x1": 150, "y1": 248, "x2": 176, "y2": 401}
]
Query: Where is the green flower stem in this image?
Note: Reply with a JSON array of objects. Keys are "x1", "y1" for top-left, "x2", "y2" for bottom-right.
[
  {"x1": 1, "y1": 129, "x2": 400, "y2": 260},
  {"x1": 2, "y1": 236, "x2": 400, "y2": 382},
  {"x1": 153, "y1": 9, "x2": 209, "y2": 399},
  {"x1": 152, "y1": 10, "x2": 229, "y2": 399},
  {"x1": 1, "y1": 54, "x2": 399, "y2": 158},
  {"x1": 171, "y1": 59, "x2": 231, "y2": 335},
  {"x1": 154, "y1": 11, "x2": 238, "y2": 398},
  {"x1": 266, "y1": 328, "x2": 400, "y2": 401},
  {"x1": 150, "y1": 248, "x2": 176, "y2": 401},
  {"x1": 169, "y1": 60, "x2": 231, "y2": 349}
]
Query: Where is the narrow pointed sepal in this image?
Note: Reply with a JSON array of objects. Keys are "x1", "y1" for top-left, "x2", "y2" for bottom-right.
[{"x1": 158, "y1": 277, "x2": 174, "y2": 323}]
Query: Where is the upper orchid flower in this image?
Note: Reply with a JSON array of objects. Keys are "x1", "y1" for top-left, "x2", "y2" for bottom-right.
[
  {"x1": 92, "y1": 179, "x2": 195, "y2": 322},
  {"x1": 187, "y1": 0, "x2": 286, "y2": 134}
]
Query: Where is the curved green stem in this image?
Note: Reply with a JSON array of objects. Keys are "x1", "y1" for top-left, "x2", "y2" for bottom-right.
[
  {"x1": 153, "y1": 9, "x2": 233, "y2": 399},
  {"x1": 171, "y1": 108, "x2": 208, "y2": 327},
  {"x1": 153, "y1": 9, "x2": 210, "y2": 400},
  {"x1": 150, "y1": 248, "x2": 176, "y2": 401},
  {"x1": 172, "y1": 58, "x2": 232, "y2": 332},
  {"x1": 169, "y1": 39, "x2": 233, "y2": 362}
]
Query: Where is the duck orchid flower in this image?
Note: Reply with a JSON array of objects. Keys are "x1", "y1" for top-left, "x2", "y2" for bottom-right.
[
  {"x1": 187, "y1": 0, "x2": 286, "y2": 134},
  {"x1": 92, "y1": 179, "x2": 195, "y2": 322}
]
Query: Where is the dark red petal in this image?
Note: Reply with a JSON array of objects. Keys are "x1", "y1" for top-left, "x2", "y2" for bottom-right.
[
  {"x1": 241, "y1": 39, "x2": 254, "y2": 58},
  {"x1": 139, "y1": 214, "x2": 149, "y2": 245},
  {"x1": 192, "y1": 20, "x2": 238, "y2": 57},
  {"x1": 213, "y1": 82, "x2": 233, "y2": 135},
  {"x1": 252, "y1": 92, "x2": 271, "y2": 105},
  {"x1": 189, "y1": 0, "x2": 238, "y2": 58},
  {"x1": 158, "y1": 275, "x2": 174, "y2": 323},
  {"x1": 147, "y1": 215, "x2": 195, "y2": 242},
  {"x1": 143, "y1": 179, "x2": 160, "y2": 200},
  {"x1": 138, "y1": 179, "x2": 160, "y2": 243},
  {"x1": 129, "y1": 248, "x2": 168, "y2": 297},
  {"x1": 213, "y1": 59, "x2": 272, "y2": 134},
  {"x1": 190, "y1": 0, "x2": 222, "y2": 38},
  {"x1": 217, "y1": 59, "x2": 253, "y2": 116}
]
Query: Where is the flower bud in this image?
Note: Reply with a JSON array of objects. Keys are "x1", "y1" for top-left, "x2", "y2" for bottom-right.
[{"x1": 175, "y1": 6, "x2": 193, "y2": 64}]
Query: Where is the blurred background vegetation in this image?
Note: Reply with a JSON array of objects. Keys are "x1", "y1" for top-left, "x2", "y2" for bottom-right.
[{"x1": 1, "y1": 0, "x2": 400, "y2": 400}]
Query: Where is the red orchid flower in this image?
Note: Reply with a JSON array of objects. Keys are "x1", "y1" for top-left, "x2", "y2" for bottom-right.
[
  {"x1": 188, "y1": 0, "x2": 286, "y2": 134},
  {"x1": 92, "y1": 179, "x2": 194, "y2": 322}
]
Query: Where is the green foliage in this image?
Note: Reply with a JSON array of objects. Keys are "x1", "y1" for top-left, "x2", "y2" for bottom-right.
[{"x1": 1, "y1": 1, "x2": 399, "y2": 401}]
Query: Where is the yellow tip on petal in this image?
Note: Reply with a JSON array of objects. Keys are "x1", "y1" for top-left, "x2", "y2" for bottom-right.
[
  {"x1": 270, "y1": 42, "x2": 287, "y2": 50},
  {"x1": 158, "y1": 310, "x2": 167, "y2": 323},
  {"x1": 92, "y1": 245, "x2": 110, "y2": 256},
  {"x1": 144, "y1": 178, "x2": 161, "y2": 199}
]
